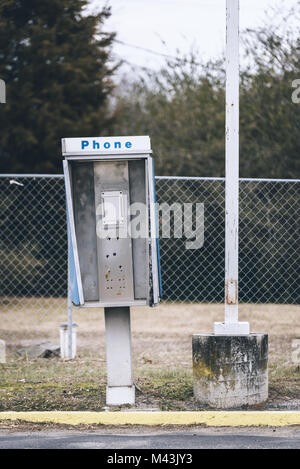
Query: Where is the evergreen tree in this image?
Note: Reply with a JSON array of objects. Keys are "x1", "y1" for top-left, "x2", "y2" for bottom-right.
[{"x1": 0, "y1": 0, "x2": 116, "y2": 172}]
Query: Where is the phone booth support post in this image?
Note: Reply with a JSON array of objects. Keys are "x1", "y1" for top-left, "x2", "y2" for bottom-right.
[
  {"x1": 104, "y1": 306, "x2": 134, "y2": 404},
  {"x1": 62, "y1": 136, "x2": 161, "y2": 405}
]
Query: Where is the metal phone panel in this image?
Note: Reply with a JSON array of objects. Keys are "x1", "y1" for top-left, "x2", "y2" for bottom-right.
[
  {"x1": 67, "y1": 207, "x2": 80, "y2": 305},
  {"x1": 152, "y1": 160, "x2": 163, "y2": 299},
  {"x1": 72, "y1": 163, "x2": 99, "y2": 301},
  {"x1": 94, "y1": 161, "x2": 135, "y2": 303},
  {"x1": 128, "y1": 160, "x2": 149, "y2": 300},
  {"x1": 63, "y1": 160, "x2": 84, "y2": 305},
  {"x1": 147, "y1": 157, "x2": 160, "y2": 305}
]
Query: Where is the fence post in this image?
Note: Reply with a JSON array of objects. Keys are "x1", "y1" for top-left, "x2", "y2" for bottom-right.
[
  {"x1": 0, "y1": 79, "x2": 5, "y2": 104},
  {"x1": 67, "y1": 225, "x2": 73, "y2": 359}
]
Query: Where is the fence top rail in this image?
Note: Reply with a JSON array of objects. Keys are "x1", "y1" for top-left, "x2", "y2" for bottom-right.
[
  {"x1": 156, "y1": 177, "x2": 300, "y2": 183},
  {"x1": 0, "y1": 174, "x2": 299, "y2": 183},
  {"x1": 0, "y1": 174, "x2": 65, "y2": 178}
]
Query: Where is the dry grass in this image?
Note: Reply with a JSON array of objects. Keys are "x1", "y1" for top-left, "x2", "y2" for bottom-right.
[
  {"x1": 0, "y1": 300, "x2": 299, "y2": 411},
  {"x1": 1, "y1": 299, "x2": 299, "y2": 366}
]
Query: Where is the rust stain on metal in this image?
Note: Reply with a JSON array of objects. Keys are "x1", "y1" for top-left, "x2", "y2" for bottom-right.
[
  {"x1": 225, "y1": 279, "x2": 238, "y2": 304},
  {"x1": 104, "y1": 266, "x2": 111, "y2": 281}
]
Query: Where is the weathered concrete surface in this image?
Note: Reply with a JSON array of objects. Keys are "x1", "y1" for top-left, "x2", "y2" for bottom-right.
[{"x1": 192, "y1": 333, "x2": 268, "y2": 408}]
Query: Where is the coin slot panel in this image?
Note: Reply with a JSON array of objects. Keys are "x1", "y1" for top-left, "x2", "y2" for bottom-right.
[{"x1": 101, "y1": 191, "x2": 125, "y2": 226}]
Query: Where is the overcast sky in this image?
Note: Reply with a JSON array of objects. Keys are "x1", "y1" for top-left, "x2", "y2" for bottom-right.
[{"x1": 89, "y1": 0, "x2": 298, "y2": 72}]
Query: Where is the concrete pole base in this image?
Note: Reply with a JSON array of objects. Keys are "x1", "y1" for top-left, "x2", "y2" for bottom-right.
[
  {"x1": 192, "y1": 333, "x2": 268, "y2": 408},
  {"x1": 106, "y1": 386, "x2": 135, "y2": 406}
]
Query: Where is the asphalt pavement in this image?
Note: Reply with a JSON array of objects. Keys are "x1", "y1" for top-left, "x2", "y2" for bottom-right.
[{"x1": 0, "y1": 427, "x2": 299, "y2": 449}]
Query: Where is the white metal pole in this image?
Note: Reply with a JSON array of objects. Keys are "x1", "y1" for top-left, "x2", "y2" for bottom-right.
[
  {"x1": 224, "y1": 0, "x2": 239, "y2": 324},
  {"x1": 215, "y1": 0, "x2": 249, "y2": 335}
]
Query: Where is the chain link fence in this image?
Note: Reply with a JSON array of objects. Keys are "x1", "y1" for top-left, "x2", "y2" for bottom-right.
[{"x1": 0, "y1": 175, "x2": 299, "y2": 322}]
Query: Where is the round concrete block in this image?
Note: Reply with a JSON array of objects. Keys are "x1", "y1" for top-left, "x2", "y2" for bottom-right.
[{"x1": 192, "y1": 333, "x2": 268, "y2": 408}]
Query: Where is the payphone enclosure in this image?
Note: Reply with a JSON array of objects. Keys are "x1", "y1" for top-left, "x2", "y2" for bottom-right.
[{"x1": 62, "y1": 136, "x2": 161, "y2": 309}]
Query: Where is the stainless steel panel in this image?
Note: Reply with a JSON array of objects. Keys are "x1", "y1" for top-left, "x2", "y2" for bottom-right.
[
  {"x1": 128, "y1": 160, "x2": 148, "y2": 300},
  {"x1": 63, "y1": 161, "x2": 84, "y2": 305},
  {"x1": 147, "y1": 157, "x2": 160, "y2": 305},
  {"x1": 72, "y1": 163, "x2": 99, "y2": 301},
  {"x1": 94, "y1": 161, "x2": 134, "y2": 303},
  {"x1": 83, "y1": 300, "x2": 147, "y2": 308}
]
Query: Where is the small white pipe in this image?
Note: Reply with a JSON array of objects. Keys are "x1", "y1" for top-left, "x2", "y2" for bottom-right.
[
  {"x1": 60, "y1": 323, "x2": 78, "y2": 359},
  {"x1": 0, "y1": 340, "x2": 6, "y2": 363}
]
